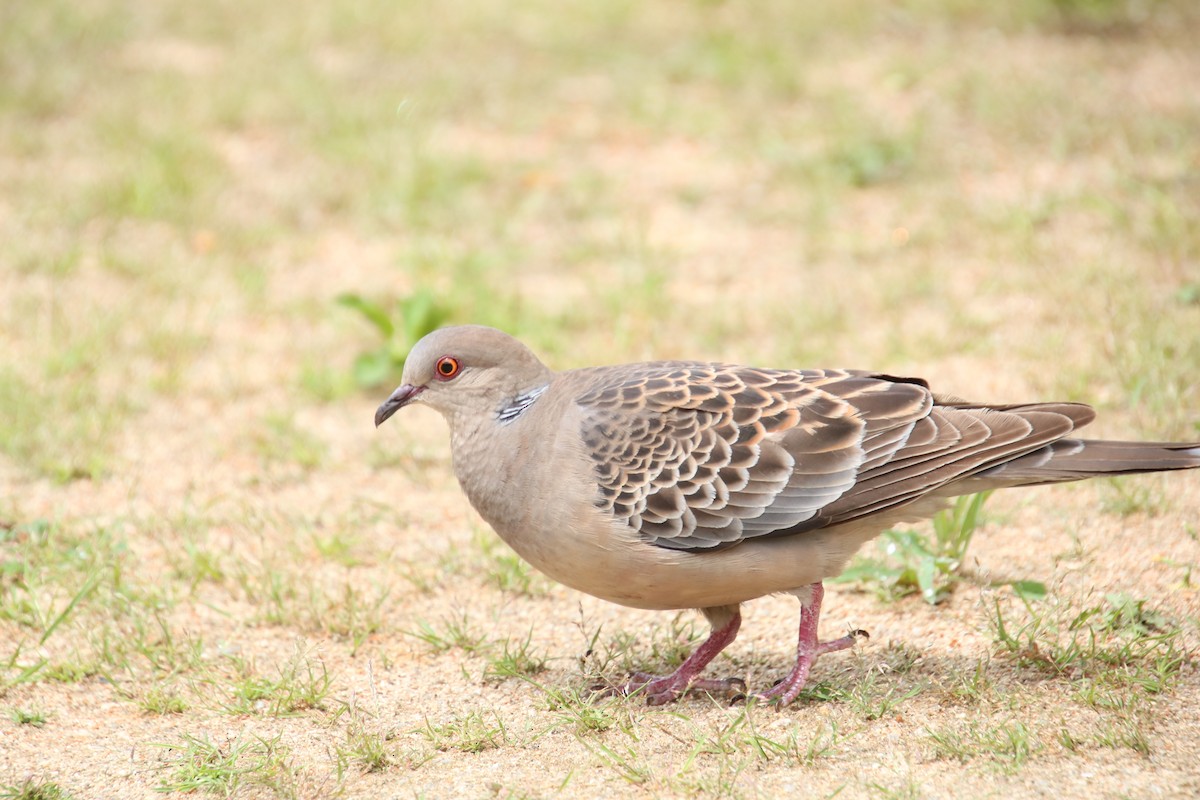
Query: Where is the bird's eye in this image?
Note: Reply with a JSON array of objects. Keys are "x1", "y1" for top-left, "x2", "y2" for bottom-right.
[{"x1": 434, "y1": 356, "x2": 461, "y2": 381}]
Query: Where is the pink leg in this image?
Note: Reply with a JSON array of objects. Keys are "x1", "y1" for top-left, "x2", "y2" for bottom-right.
[
  {"x1": 616, "y1": 611, "x2": 746, "y2": 705},
  {"x1": 756, "y1": 583, "x2": 868, "y2": 708}
]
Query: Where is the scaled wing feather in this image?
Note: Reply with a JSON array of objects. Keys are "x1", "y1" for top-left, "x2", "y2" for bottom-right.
[
  {"x1": 577, "y1": 365, "x2": 1095, "y2": 552},
  {"x1": 578, "y1": 366, "x2": 933, "y2": 550}
]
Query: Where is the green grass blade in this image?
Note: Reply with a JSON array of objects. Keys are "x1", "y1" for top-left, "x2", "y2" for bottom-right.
[{"x1": 39, "y1": 573, "x2": 100, "y2": 645}]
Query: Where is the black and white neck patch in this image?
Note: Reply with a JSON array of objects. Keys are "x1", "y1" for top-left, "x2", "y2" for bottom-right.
[{"x1": 497, "y1": 385, "x2": 548, "y2": 424}]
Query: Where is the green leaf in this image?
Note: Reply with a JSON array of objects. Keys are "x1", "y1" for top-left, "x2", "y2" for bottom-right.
[
  {"x1": 1008, "y1": 580, "x2": 1047, "y2": 600},
  {"x1": 399, "y1": 288, "x2": 450, "y2": 343},
  {"x1": 40, "y1": 572, "x2": 101, "y2": 645},
  {"x1": 337, "y1": 293, "x2": 395, "y2": 338},
  {"x1": 832, "y1": 560, "x2": 904, "y2": 584},
  {"x1": 916, "y1": 557, "x2": 939, "y2": 604},
  {"x1": 352, "y1": 350, "x2": 393, "y2": 389}
]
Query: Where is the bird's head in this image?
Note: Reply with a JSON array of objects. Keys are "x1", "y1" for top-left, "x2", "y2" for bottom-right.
[{"x1": 374, "y1": 325, "x2": 552, "y2": 427}]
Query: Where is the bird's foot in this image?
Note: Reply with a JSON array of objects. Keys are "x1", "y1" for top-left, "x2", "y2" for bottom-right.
[
  {"x1": 753, "y1": 628, "x2": 869, "y2": 708},
  {"x1": 592, "y1": 608, "x2": 745, "y2": 705},
  {"x1": 612, "y1": 671, "x2": 747, "y2": 706}
]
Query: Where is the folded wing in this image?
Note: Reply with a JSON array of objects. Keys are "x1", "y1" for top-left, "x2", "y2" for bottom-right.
[{"x1": 577, "y1": 364, "x2": 1095, "y2": 552}]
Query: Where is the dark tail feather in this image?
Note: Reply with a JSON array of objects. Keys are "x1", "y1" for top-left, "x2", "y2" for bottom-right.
[{"x1": 965, "y1": 439, "x2": 1200, "y2": 488}]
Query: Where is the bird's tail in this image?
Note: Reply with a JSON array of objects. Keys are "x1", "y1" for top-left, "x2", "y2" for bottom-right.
[{"x1": 965, "y1": 438, "x2": 1200, "y2": 488}]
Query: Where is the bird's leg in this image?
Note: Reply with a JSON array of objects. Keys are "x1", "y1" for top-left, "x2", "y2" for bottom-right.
[
  {"x1": 617, "y1": 608, "x2": 745, "y2": 705},
  {"x1": 756, "y1": 582, "x2": 868, "y2": 708}
]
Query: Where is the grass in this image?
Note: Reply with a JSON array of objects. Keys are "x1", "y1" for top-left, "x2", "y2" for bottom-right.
[
  {"x1": 8, "y1": 707, "x2": 48, "y2": 727},
  {"x1": 0, "y1": 781, "x2": 77, "y2": 800},
  {"x1": 254, "y1": 413, "x2": 329, "y2": 473},
  {"x1": 472, "y1": 529, "x2": 550, "y2": 597},
  {"x1": 979, "y1": 589, "x2": 1189, "y2": 759},
  {"x1": 539, "y1": 685, "x2": 629, "y2": 736},
  {"x1": 341, "y1": 728, "x2": 392, "y2": 773},
  {"x1": 834, "y1": 492, "x2": 1019, "y2": 604},
  {"x1": 337, "y1": 289, "x2": 454, "y2": 388},
  {"x1": 483, "y1": 631, "x2": 549, "y2": 684},
  {"x1": 585, "y1": 613, "x2": 710, "y2": 680},
  {"x1": 416, "y1": 710, "x2": 510, "y2": 753},
  {"x1": 403, "y1": 611, "x2": 491, "y2": 655},
  {"x1": 2, "y1": 0, "x2": 1199, "y2": 797},
  {"x1": 866, "y1": 778, "x2": 923, "y2": 800},
  {"x1": 213, "y1": 651, "x2": 335, "y2": 716},
  {"x1": 989, "y1": 591, "x2": 1187, "y2": 687},
  {"x1": 137, "y1": 685, "x2": 189, "y2": 715},
  {"x1": 153, "y1": 733, "x2": 298, "y2": 796},
  {"x1": 926, "y1": 719, "x2": 1041, "y2": 773},
  {"x1": 733, "y1": 714, "x2": 845, "y2": 766},
  {"x1": 0, "y1": 368, "x2": 125, "y2": 482}
]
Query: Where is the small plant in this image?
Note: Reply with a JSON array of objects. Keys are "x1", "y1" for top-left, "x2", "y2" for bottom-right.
[
  {"x1": 483, "y1": 631, "x2": 548, "y2": 684},
  {"x1": 926, "y1": 719, "x2": 1040, "y2": 773},
  {"x1": 942, "y1": 658, "x2": 993, "y2": 705},
  {"x1": 139, "y1": 686, "x2": 188, "y2": 715},
  {"x1": 844, "y1": 674, "x2": 924, "y2": 721},
  {"x1": 1093, "y1": 715, "x2": 1151, "y2": 755},
  {"x1": 579, "y1": 739, "x2": 653, "y2": 785},
  {"x1": 315, "y1": 581, "x2": 391, "y2": 655},
  {"x1": 214, "y1": 651, "x2": 334, "y2": 716},
  {"x1": 876, "y1": 640, "x2": 923, "y2": 674},
  {"x1": 486, "y1": 552, "x2": 539, "y2": 594},
  {"x1": 834, "y1": 492, "x2": 1013, "y2": 603},
  {"x1": 311, "y1": 531, "x2": 362, "y2": 568},
  {"x1": 1057, "y1": 727, "x2": 1083, "y2": 752},
  {"x1": 597, "y1": 613, "x2": 705, "y2": 677},
  {"x1": 337, "y1": 289, "x2": 451, "y2": 389},
  {"x1": 416, "y1": 710, "x2": 509, "y2": 753},
  {"x1": 1099, "y1": 479, "x2": 1164, "y2": 517},
  {"x1": 403, "y1": 612, "x2": 490, "y2": 655},
  {"x1": 0, "y1": 779, "x2": 76, "y2": 800},
  {"x1": 831, "y1": 133, "x2": 916, "y2": 188},
  {"x1": 989, "y1": 590, "x2": 1187, "y2": 703},
  {"x1": 0, "y1": 643, "x2": 47, "y2": 696},
  {"x1": 338, "y1": 724, "x2": 395, "y2": 773},
  {"x1": 42, "y1": 662, "x2": 97, "y2": 683},
  {"x1": 170, "y1": 536, "x2": 225, "y2": 588},
  {"x1": 540, "y1": 685, "x2": 622, "y2": 735},
  {"x1": 1176, "y1": 282, "x2": 1200, "y2": 306},
  {"x1": 152, "y1": 733, "x2": 295, "y2": 796},
  {"x1": 739, "y1": 713, "x2": 843, "y2": 766},
  {"x1": 8, "y1": 707, "x2": 47, "y2": 727}
]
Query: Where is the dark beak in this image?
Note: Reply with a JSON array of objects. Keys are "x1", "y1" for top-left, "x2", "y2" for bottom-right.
[{"x1": 374, "y1": 384, "x2": 424, "y2": 427}]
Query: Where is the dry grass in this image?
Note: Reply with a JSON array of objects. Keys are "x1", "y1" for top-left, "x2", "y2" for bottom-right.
[{"x1": 2, "y1": 0, "x2": 1199, "y2": 797}]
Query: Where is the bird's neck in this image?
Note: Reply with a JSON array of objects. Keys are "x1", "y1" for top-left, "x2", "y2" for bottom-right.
[{"x1": 448, "y1": 413, "x2": 528, "y2": 533}]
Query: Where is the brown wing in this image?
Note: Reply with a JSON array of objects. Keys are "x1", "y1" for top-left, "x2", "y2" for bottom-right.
[
  {"x1": 576, "y1": 363, "x2": 1093, "y2": 552},
  {"x1": 579, "y1": 364, "x2": 924, "y2": 549}
]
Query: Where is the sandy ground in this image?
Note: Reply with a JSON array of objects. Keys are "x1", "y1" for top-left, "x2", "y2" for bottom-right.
[{"x1": 2, "y1": 2, "x2": 1200, "y2": 798}]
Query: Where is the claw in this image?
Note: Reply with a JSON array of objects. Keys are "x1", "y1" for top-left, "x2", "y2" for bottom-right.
[
  {"x1": 586, "y1": 588, "x2": 869, "y2": 708},
  {"x1": 754, "y1": 584, "x2": 870, "y2": 708},
  {"x1": 612, "y1": 672, "x2": 748, "y2": 705}
]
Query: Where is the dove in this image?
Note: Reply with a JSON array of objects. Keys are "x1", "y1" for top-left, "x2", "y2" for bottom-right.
[{"x1": 374, "y1": 325, "x2": 1200, "y2": 706}]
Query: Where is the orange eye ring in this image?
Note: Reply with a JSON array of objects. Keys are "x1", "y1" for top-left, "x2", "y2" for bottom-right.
[{"x1": 434, "y1": 356, "x2": 461, "y2": 381}]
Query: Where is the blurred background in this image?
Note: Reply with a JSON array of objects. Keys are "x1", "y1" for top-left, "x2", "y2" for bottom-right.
[
  {"x1": 1, "y1": 0, "x2": 1199, "y2": 796},
  {"x1": 3, "y1": 1, "x2": 1198, "y2": 489}
]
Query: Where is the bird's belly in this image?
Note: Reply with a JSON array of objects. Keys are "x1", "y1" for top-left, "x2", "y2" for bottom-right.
[{"x1": 486, "y1": 512, "x2": 879, "y2": 611}]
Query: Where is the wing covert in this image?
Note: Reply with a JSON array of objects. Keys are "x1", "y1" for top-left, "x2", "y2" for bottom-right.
[{"x1": 577, "y1": 364, "x2": 933, "y2": 550}]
